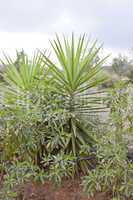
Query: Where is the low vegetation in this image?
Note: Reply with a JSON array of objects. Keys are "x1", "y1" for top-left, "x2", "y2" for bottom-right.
[{"x1": 0, "y1": 34, "x2": 132, "y2": 200}]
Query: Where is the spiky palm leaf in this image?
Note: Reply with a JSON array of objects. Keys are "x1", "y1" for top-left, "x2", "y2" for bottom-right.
[{"x1": 0, "y1": 51, "x2": 48, "y2": 110}]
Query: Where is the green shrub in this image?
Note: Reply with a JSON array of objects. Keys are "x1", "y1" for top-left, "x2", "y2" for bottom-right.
[
  {"x1": 82, "y1": 136, "x2": 133, "y2": 199},
  {"x1": 82, "y1": 80, "x2": 133, "y2": 199},
  {"x1": 0, "y1": 160, "x2": 46, "y2": 200}
]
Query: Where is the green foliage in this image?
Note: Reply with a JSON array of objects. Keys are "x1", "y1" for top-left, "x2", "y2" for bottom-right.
[
  {"x1": 0, "y1": 34, "x2": 111, "y2": 199},
  {"x1": 41, "y1": 34, "x2": 108, "y2": 166},
  {"x1": 82, "y1": 133, "x2": 133, "y2": 199},
  {"x1": 0, "y1": 160, "x2": 46, "y2": 200},
  {"x1": 82, "y1": 80, "x2": 133, "y2": 199},
  {"x1": 0, "y1": 34, "x2": 107, "y2": 171},
  {"x1": 42, "y1": 152, "x2": 75, "y2": 185},
  {"x1": 108, "y1": 80, "x2": 133, "y2": 136},
  {"x1": 112, "y1": 54, "x2": 133, "y2": 80},
  {"x1": 0, "y1": 35, "x2": 132, "y2": 200}
]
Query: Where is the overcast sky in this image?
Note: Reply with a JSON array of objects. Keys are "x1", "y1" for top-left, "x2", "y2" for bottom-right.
[{"x1": 0, "y1": 0, "x2": 133, "y2": 61}]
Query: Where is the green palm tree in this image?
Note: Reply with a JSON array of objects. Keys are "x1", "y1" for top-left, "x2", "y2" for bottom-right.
[
  {"x1": 0, "y1": 51, "x2": 50, "y2": 163},
  {"x1": 0, "y1": 51, "x2": 49, "y2": 107},
  {"x1": 41, "y1": 34, "x2": 108, "y2": 171}
]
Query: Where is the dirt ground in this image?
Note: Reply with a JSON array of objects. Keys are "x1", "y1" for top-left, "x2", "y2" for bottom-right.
[{"x1": 17, "y1": 179, "x2": 110, "y2": 200}]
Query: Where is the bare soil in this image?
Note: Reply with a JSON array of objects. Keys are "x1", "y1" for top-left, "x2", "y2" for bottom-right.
[{"x1": 16, "y1": 179, "x2": 110, "y2": 200}]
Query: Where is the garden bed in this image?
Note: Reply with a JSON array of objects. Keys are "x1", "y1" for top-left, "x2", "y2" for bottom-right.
[{"x1": 16, "y1": 179, "x2": 110, "y2": 200}]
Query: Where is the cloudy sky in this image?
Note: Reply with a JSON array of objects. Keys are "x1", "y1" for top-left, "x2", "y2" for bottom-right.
[{"x1": 0, "y1": 0, "x2": 132, "y2": 61}]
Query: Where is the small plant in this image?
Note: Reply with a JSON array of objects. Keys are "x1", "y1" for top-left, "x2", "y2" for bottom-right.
[
  {"x1": 0, "y1": 160, "x2": 46, "y2": 200},
  {"x1": 42, "y1": 152, "x2": 76, "y2": 185}
]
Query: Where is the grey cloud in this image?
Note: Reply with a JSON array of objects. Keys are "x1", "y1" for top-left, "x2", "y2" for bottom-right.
[{"x1": 0, "y1": 0, "x2": 133, "y2": 49}]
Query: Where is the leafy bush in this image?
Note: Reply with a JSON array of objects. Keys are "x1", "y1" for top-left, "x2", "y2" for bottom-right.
[
  {"x1": 82, "y1": 133, "x2": 133, "y2": 199},
  {"x1": 0, "y1": 34, "x2": 107, "y2": 172},
  {"x1": 82, "y1": 80, "x2": 133, "y2": 199},
  {"x1": 42, "y1": 152, "x2": 76, "y2": 184},
  {"x1": 0, "y1": 160, "x2": 46, "y2": 200}
]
